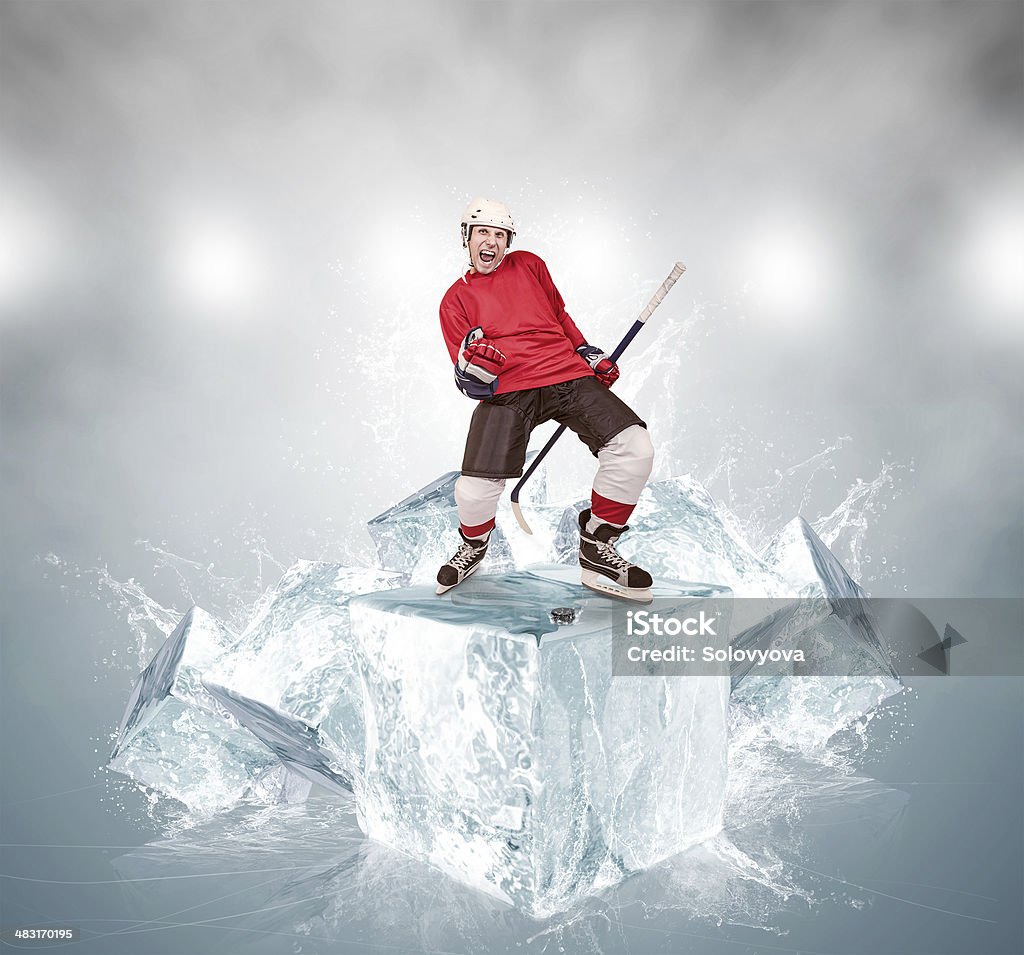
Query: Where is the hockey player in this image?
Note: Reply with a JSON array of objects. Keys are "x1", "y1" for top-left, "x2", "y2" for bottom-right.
[{"x1": 437, "y1": 198, "x2": 656, "y2": 602}]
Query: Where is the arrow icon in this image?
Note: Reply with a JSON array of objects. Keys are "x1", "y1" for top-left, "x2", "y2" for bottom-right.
[{"x1": 917, "y1": 624, "x2": 968, "y2": 674}]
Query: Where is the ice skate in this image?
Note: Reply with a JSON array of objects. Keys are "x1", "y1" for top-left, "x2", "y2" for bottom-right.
[
  {"x1": 578, "y1": 509, "x2": 653, "y2": 603},
  {"x1": 436, "y1": 529, "x2": 490, "y2": 595}
]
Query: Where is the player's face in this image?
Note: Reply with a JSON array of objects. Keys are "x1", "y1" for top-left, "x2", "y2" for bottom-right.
[{"x1": 467, "y1": 226, "x2": 509, "y2": 275}]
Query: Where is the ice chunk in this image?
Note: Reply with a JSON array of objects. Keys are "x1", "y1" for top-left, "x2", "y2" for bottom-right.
[
  {"x1": 552, "y1": 476, "x2": 790, "y2": 597},
  {"x1": 108, "y1": 607, "x2": 293, "y2": 814},
  {"x1": 367, "y1": 456, "x2": 565, "y2": 582},
  {"x1": 367, "y1": 470, "x2": 513, "y2": 582},
  {"x1": 732, "y1": 662, "x2": 902, "y2": 753},
  {"x1": 348, "y1": 565, "x2": 730, "y2": 917},
  {"x1": 112, "y1": 606, "x2": 237, "y2": 749},
  {"x1": 763, "y1": 515, "x2": 868, "y2": 599},
  {"x1": 757, "y1": 516, "x2": 900, "y2": 685},
  {"x1": 733, "y1": 517, "x2": 903, "y2": 750},
  {"x1": 205, "y1": 683, "x2": 353, "y2": 797},
  {"x1": 730, "y1": 618, "x2": 902, "y2": 752},
  {"x1": 210, "y1": 562, "x2": 407, "y2": 715},
  {"x1": 204, "y1": 561, "x2": 406, "y2": 785}
]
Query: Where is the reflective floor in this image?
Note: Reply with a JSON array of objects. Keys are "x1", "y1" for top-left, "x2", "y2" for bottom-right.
[{"x1": 3, "y1": 678, "x2": 1021, "y2": 955}]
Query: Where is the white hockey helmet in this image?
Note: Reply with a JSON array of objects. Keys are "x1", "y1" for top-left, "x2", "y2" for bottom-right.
[{"x1": 461, "y1": 197, "x2": 515, "y2": 248}]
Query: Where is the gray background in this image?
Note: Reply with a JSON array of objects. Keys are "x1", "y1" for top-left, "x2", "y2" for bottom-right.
[{"x1": 2, "y1": 2, "x2": 1022, "y2": 953}]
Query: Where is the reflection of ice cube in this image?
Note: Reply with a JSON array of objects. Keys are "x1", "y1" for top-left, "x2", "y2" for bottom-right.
[
  {"x1": 348, "y1": 565, "x2": 729, "y2": 917},
  {"x1": 108, "y1": 608, "x2": 295, "y2": 814}
]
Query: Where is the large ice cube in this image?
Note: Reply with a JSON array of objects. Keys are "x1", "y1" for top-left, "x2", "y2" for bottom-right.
[
  {"x1": 108, "y1": 607, "x2": 300, "y2": 814},
  {"x1": 348, "y1": 566, "x2": 731, "y2": 917}
]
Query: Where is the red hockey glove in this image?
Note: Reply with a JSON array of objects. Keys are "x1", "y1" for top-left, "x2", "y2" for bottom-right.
[
  {"x1": 455, "y1": 326, "x2": 507, "y2": 399},
  {"x1": 575, "y1": 344, "x2": 619, "y2": 388},
  {"x1": 462, "y1": 328, "x2": 506, "y2": 376}
]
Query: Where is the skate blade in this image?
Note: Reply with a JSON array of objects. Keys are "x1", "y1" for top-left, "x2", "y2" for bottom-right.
[
  {"x1": 435, "y1": 562, "x2": 482, "y2": 596},
  {"x1": 581, "y1": 570, "x2": 653, "y2": 604}
]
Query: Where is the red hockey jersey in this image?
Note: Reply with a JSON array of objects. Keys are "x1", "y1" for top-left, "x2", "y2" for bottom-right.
[{"x1": 439, "y1": 250, "x2": 594, "y2": 394}]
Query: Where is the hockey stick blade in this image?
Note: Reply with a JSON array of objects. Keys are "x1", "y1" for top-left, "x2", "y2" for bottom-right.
[{"x1": 511, "y1": 499, "x2": 533, "y2": 535}]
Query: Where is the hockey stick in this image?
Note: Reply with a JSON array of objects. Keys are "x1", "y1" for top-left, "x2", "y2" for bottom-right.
[{"x1": 510, "y1": 261, "x2": 687, "y2": 535}]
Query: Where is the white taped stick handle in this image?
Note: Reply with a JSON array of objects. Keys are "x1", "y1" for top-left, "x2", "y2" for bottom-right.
[{"x1": 637, "y1": 262, "x2": 686, "y2": 325}]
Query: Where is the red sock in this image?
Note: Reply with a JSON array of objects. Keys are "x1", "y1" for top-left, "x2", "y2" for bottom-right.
[
  {"x1": 461, "y1": 517, "x2": 495, "y2": 539},
  {"x1": 591, "y1": 491, "x2": 635, "y2": 526}
]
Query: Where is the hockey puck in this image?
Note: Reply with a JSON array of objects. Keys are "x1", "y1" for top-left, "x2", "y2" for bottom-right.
[{"x1": 549, "y1": 607, "x2": 579, "y2": 626}]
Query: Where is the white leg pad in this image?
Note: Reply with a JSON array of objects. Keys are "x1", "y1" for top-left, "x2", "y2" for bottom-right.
[
  {"x1": 455, "y1": 475, "x2": 506, "y2": 529},
  {"x1": 592, "y1": 425, "x2": 655, "y2": 506}
]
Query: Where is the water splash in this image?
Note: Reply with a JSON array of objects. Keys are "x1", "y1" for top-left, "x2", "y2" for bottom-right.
[
  {"x1": 39, "y1": 552, "x2": 181, "y2": 672},
  {"x1": 811, "y1": 459, "x2": 911, "y2": 585}
]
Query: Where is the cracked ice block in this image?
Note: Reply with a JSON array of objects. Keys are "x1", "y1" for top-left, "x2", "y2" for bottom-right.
[
  {"x1": 348, "y1": 565, "x2": 731, "y2": 917},
  {"x1": 108, "y1": 607, "x2": 301, "y2": 814}
]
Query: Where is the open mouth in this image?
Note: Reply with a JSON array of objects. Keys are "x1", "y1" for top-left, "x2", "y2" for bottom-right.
[{"x1": 479, "y1": 250, "x2": 496, "y2": 265}]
